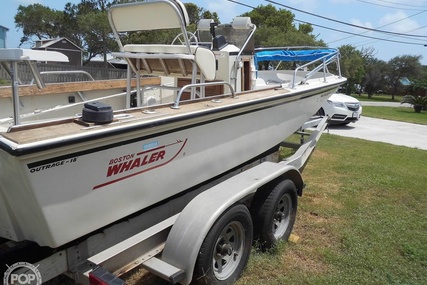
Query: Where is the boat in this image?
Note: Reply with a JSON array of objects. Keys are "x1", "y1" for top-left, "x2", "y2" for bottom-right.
[{"x1": 0, "y1": 0, "x2": 346, "y2": 248}]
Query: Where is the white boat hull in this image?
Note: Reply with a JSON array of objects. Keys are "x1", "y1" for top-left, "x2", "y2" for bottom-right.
[{"x1": 0, "y1": 85, "x2": 337, "y2": 247}]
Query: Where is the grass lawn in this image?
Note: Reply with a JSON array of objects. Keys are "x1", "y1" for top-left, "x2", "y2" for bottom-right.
[
  {"x1": 236, "y1": 134, "x2": 427, "y2": 285},
  {"x1": 362, "y1": 106, "x2": 427, "y2": 125},
  {"x1": 354, "y1": 93, "x2": 403, "y2": 102}
]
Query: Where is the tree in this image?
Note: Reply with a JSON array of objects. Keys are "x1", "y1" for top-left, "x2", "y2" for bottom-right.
[
  {"x1": 400, "y1": 95, "x2": 427, "y2": 113},
  {"x1": 15, "y1": 0, "x2": 117, "y2": 65},
  {"x1": 185, "y1": 3, "x2": 202, "y2": 25},
  {"x1": 241, "y1": 5, "x2": 322, "y2": 48},
  {"x1": 363, "y1": 58, "x2": 387, "y2": 98},
  {"x1": 15, "y1": 4, "x2": 66, "y2": 46},
  {"x1": 410, "y1": 78, "x2": 427, "y2": 97},
  {"x1": 201, "y1": 11, "x2": 220, "y2": 23},
  {"x1": 298, "y1": 23, "x2": 313, "y2": 35},
  {"x1": 408, "y1": 76, "x2": 427, "y2": 110},
  {"x1": 71, "y1": 0, "x2": 116, "y2": 65},
  {"x1": 338, "y1": 45, "x2": 365, "y2": 95},
  {"x1": 386, "y1": 55, "x2": 422, "y2": 100}
]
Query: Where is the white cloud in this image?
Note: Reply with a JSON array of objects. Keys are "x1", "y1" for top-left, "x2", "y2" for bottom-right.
[
  {"x1": 207, "y1": 0, "x2": 238, "y2": 22},
  {"x1": 350, "y1": 18, "x2": 374, "y2": 33},
  {"x1": 379, "y1": 11, "x2": 420, "y2": 33},
  {"x1": 15, "y1": 0, "x2": 38, "y2": 5},
  {"x1": 288, "y1": 0, "x2": 320, "y2": 12},
  {"x1": 329, "y1": 0, "x2": 354, "y2": 3}
]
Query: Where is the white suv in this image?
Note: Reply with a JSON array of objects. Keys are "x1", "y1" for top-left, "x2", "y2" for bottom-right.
[{"x1": 318, "y1": 93, "x2": 362, "y2": 125}]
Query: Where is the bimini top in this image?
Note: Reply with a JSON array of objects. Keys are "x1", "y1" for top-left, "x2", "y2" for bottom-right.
[{"x1": 254, "y1": 48, "x2": 338, "y2": 64}]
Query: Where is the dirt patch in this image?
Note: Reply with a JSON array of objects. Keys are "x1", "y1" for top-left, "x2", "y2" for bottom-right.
[
  {"x1": 284, "y1": 248, "x2": 330, "y2": 274},
  {"x1": 122, "y1": 267, "x2": 169, "y2": 285}
]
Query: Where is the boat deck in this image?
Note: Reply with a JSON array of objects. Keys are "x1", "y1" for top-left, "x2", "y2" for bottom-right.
[
  {"x1": 2, "y1": 86, "x2": 289, "y2": 146},
  {"x1": 0, "y1": 78, "x2": 158, "y2": 98}
]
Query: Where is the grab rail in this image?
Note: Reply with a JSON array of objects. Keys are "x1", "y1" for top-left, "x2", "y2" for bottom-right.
[
  {"x1": 292, "y1": 51, "x2": 341, "y2": 89},
  {"x1": 0, "y1": 91, "x2": 129, "y2": 127},
  {"x1": 255, "y1": 47, "x2": 342, "y2": 90},
  {"x1": 30, "y1": 70, "x2": 95, "y2": 85},
  {"x1": 171, "y1": 82, "x2": 235, "y2": 109}
]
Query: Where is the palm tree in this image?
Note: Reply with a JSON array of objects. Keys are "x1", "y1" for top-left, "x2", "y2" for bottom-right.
[{"x1": 401, "y1": 95, "x2": 427, "y2": 113}]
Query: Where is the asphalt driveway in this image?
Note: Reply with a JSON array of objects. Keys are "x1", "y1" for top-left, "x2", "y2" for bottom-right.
[{"x1": 326, "y1": 116, "x2": 427, "y2": 150}]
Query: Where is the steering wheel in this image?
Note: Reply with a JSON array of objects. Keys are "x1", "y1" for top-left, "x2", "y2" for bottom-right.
[{"x1": 172, "y1": 31, "x2": 199, "y2": 45}]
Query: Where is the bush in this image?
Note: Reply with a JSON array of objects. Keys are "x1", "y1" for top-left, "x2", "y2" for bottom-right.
[{"x1": 401, "y1": 95, "x2": 427, "y2": 113}]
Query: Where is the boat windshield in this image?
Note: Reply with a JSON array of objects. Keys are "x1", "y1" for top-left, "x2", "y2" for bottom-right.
[{"x1": 197, "y1": 26, "x2": 255, "y2": 52}]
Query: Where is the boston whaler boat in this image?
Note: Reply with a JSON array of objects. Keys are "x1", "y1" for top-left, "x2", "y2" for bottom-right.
[{"x1": 0, "y1": 0, "x2": 345, "y2": 283}]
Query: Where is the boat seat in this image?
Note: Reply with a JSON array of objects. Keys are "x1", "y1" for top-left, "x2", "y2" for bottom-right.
[
  {"x1": 109, "y1": 0, "x2": 217, "y2": 81},
  {"x1": 113, "y1": 44, "x2": 217, "y2": 81}
]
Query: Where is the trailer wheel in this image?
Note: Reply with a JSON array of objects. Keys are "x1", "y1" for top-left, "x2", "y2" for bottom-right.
[
  {"x1": 193, "y1": 204, "x2": 253, "y2": 284},
  {"x1": 253, "y1": 179, "x2": 297, "y2": 250}
]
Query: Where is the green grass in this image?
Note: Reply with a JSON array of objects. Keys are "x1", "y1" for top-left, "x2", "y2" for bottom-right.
[
  {"x1": 353, "y1": 93, "x2": 404, "y2": 102},
  {"x1": 237, "y1": 134, "x2": 427, "y2": 285},
  {"x1": 362, "y1": 106, "x2": 427, "y2": 125}
]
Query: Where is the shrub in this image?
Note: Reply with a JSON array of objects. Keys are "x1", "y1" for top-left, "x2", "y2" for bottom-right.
[{"x1": 401, "y1": 95, "x2": 427, "y2": 113}]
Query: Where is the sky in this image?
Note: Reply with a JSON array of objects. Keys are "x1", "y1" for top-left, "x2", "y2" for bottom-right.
[{"x1": 2, "y1": 0, "x2": 427, "y2": 65}]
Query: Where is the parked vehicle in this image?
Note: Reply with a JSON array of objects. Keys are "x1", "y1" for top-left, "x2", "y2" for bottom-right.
[{"x1": 317, "y1": 93, "x2": 362, "y2": 125}]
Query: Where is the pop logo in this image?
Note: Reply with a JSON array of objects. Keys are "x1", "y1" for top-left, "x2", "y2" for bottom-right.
[{"x1": 3, "y1": 262, "x2": 42, "y2": 285}]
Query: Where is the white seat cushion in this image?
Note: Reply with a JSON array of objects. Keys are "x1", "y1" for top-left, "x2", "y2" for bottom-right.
[
  {"x1": 121, "y1": 44, "x2": 217, "y2": 81},
  {"x1": 123, "y1": 44, "x2": 197, "y2": 54}
]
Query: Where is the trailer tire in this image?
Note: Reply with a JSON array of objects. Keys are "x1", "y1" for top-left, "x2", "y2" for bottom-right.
[
  {"x1": 253, "y1": 179, "x2": 297, "y2": 250},
  {"x1": 193, "y1": 204, "x2": 253, "y2": 285}
]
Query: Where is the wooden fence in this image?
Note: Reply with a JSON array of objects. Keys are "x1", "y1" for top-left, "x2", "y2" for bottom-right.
[{"x1": 0, "y1": 63, "x2": 128, "y2": 84}]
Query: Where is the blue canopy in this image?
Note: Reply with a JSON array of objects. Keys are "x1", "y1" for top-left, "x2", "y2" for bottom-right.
[{"x1": 254, "y1": 48, "x2": 337, "y2": 63}]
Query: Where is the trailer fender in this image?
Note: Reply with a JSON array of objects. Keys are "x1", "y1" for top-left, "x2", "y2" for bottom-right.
[{"x1": 161, "y1": 162, "x2": 302, "y2": 285}]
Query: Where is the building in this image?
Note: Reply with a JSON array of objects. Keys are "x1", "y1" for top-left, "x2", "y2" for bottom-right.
[
  {"x1": 0, "y1": 25, "x2": 9, "y2": 48},
  {"x1": 33, "y1": 37, "x2": 84, "y2": 66}
]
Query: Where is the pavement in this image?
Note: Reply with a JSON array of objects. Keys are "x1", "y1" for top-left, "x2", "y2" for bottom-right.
[{"x1": 325, "y1": 102, "x2": 427, "y2": 150}]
